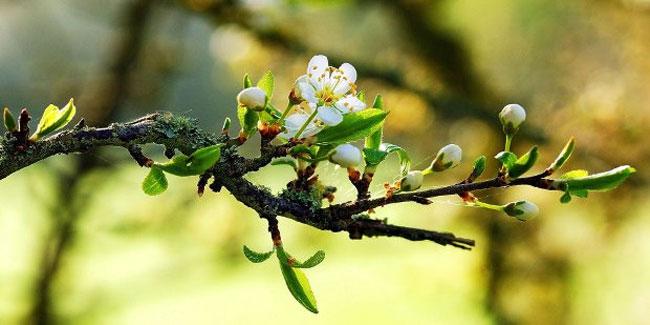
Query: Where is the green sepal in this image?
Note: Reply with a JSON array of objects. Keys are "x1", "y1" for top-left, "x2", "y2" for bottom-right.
[
  {"x1": 257, "y1": 70, "x2": 274, "y2": 102},
  {"x1": 142, "y1": 166, "x2": 168, "y2": 196},
  {"x1": 495, "y1": 151, "x2": 517, "y2": 170},
  {"x1": 30, "y1": 98, "x2": 76, "y2": 141},
  {"x1": 3, "y1": 108, "x2": 16, "y2": 132},
  {"x1": 271, "y1": 157, "x2": 298, "y2": 169},
  {"x1": 555, "y1": 165, "x2": 635, "y2": 192},
  {"x1": 237, "y1": 105, "x2": 259, "y2": 136},
  {"x1": 315, "y1": 109, "x2": 388, "y2": 144},
  {"x1": 548, "y1": 137, "x2": 575, "y2": 173},
  {"x1": 276, "y1": 246, "x2": 318, "y2": 313},
  {"x1": 243, "y1": 245, "x2": 275, "y2": 263},
  {"x1": 155, "y1": 145, "x2": 223, "y2": 176},
  {"x1": 243, "y1": 74, "x2": 253, "y2": 88},
  {"x1": 508, "y1": 146, "x2": 540, "y2": 178}
]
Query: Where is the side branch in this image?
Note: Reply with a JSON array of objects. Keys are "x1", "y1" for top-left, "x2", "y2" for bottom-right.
[{"x1": 328, "y1": 173, "x2": 557, "y2": 218}]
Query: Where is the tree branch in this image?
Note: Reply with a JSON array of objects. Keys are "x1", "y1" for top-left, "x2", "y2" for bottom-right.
[{"x1": 1, "y1": 113, "x2": 566, "y2": 250}]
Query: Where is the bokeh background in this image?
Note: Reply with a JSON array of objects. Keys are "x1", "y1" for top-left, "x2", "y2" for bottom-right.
[{"x1": 1, "y1": 0, "x2": 649, "y2": 324}]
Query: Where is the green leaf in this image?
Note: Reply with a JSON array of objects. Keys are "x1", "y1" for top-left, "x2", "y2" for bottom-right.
[
  {"x1": 30, "y1": 98, "x2": 76, "y2": 141},
  {"x1": 155, "y1": 145, "x2": 223, "y2": 176},
  {"x1": 363, "y1": 148, "x2": 389, "y2": 166},
  {"x1": 382, "y1": 143, "x2": 411, "y2": 177},
  {"x1": 277, "y1": 246, "x2": 318, "y2": 313},
  {"x1": 257, "y1": 70, "x2": 274, "y2": 101},
  {"x1": 3, "y1": 108, "x2": 16, "y2": 132},
  {"x1": 508, "y1": 146, "x2": 540, "y2": 178},
  {"x1": 243, "y1": 245, "x2": 275, "y2": 263},
  {"x1": 187, "y1": 144, "x2": 223, "y2": 172},
  {"x1": 371, "y1": 94, "x2": 384, "y2": 109},
  {"x1": 561, "y1": 169, "x2": 589, "y2": 179},
  {"x1": 560, "y1": 191, "x2": 572, "y2": 204},
  {"x1": 357, "y1": 91, "x2": 365, "y2": 102},
  {"x1": 365, "y1": 95, "x2": 384, "y2": 151},
  {"x1": 237, "y1": 105, "x2": 259, "y2": 135},
  {"x1": 243, "y1": 74, "x2": 252, "y2": 88},
  {"x1": 142, "y1": 166, "x2": 168, "y2": 196},
  {"x1": 315, "y1": 109, "x2": 388, "y2": 144},
  {"x1": 292, "y1": 250, "x2": 326, "y2": 269},
  {"x1": 495, "y1": 151, "x2": 517, "y2": 170},
  {"x1": 556, "y1": 165, "x2": 635, "y2": 192},
  {"x1": 471, "y1": 156, "x2": 487, "y2": 179},
  {"x1": 271, "y1": 157, "x2": 298, "y2": 169},
  {"x1": 549, "y1": 137, "x2": 575, "y2": 172}
]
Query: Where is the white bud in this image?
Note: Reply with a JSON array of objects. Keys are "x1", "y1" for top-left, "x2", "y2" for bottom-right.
[
  {"x1": 499, "y1": 104, "x2": 526, "y2": 134},
  {"x1": 237, "y1": 87, "x2": 267, "y2": 111},
  {"x1": 329, "y1": 144, "x2": 362, "y2": 168},
  {"x1": 429, "y1": 144, "x2": 462, "y2": 172},
  {"x1": 504, "y1": 200, "x2": 539, "y2": 221},
  {"x1": 400, "y1": 170, "x2": 424, "y2": 191}
]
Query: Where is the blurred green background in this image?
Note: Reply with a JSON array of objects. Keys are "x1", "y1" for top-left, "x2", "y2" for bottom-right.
[{"x1": 1, "y1": 0, "x2": 649, "y2": 324}]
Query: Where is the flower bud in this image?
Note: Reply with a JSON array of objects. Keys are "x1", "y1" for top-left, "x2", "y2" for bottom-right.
[
  {"x1": 503, "y1": 200, "x2": 539, "y2": 221},
  {"x1": 400, "y1": 170, "x2": 424, "y2": 191},
  {"x1": 429, "y1": 144, "x2": 462, "y2": 172},
  {"x1": 237, "y1": 87, "x2": 267, "y2": 111},
  {"x1": 499, "y1": 104, "x2": 526, "y2": 134},
  {"x1": 329, "y1": 144, "x2": 362, "y2": 168}
]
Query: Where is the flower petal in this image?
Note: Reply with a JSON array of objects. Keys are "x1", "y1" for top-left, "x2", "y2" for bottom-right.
[
  {"x1": 335, "y1": 96, "x2": 367, "y2": 113},
  {"x1": 331, "y1": 63, "x2": 357, "y2": 95},
  {"x1": 284, "y1": 113, "x2": 308, "y2": 129},
  {"x1": 307, "y1": 55, "x2": 328, "y2": 91},
  {"x1": 317, "y1": 106, "x2": 343, "y2": 126},
  {"x1": 297, "y1": 78, "x2": 318, "y2": 103}
]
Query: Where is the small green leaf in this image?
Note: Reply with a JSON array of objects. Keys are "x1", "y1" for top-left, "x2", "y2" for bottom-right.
[
  {"x1": 471, "y1": 156, "x2": 487, "y2": 179},
  {"x1": 277, "y1": 246, "x2": 318, "y2": 313},
  {"x1": 237, "y1": 105, "x2": 259, "y2": 136},
  {"x1": 495, "y1": 151, "x2": 517, "y2": 170},
  {"x1": 560, "y1": 191, "x2": 572, "y2": 204},
  {"x1": 3, "y1": 108, "x2": 16, "y2": 132},
  {"x1": 292, "y1": 250, "x2": 325, "y2": 269},
  {"x1": 382, "y1": 143, "x2": 411, "y2": 177},
  {"x1": 271, "y1": 157, "x2": 298, "y2": 169},
  {"x1": 508, "y1": 146, "x2": 540, "y2": 178},
  {"x1": 572, "y1": 189, "x2": 588, "y2": 198},
  {"x1": 560, "y1": 169, "x2": 589, "y2": 179},
  {"x1": 30, "y1": 98, "x2": 76, "y2": 141},
  {"x1": 243, "y1": 74, "x2": 253, "y2": 88},
  {"x1": 315, "y1": 109, "x2": 388, "y2": 144},
  {"x1": 371, "y1": 94, "x2": 383, "y2": 109},
  {"x1": 548, "y1": 137, "x2": 575, "y2": 173},
  {"x1": 155, "y1": 145, "x2": 223, "y2": 176},
  {"x1": 363, "y1": 148, "x2": 389, "y2": 166},
  {"x1": 357, "y1": 91, "x2": 365, "y2": 102},
  {"x1": 364, "y1": 96, "x2": 385, "y2": 151},
  {"x1": 187, "y1": 144, "x2": 223, "y2": 172},
  {"x1": 556, "y1": 165, "x2": 635, "y2": 192},
  {"x1": 257, "y1": 70, "x2": 274, "y2": 101},
  {"x1": 243, "y1": 245, "x2": 275, "y2": 263},
  {"x1": 142, "y1": 166, "x2": 168, "y2": 196}
]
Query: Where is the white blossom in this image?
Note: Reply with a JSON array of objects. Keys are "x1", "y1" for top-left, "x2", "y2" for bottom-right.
[
  {"x1": 237, "y1": 87, "x2": 267, "y2": 111},
  {"x1": 504, "y1": 200, "x2": 539, "y2": 221},
  {"x1": 400, "y1": 170, "x2": 424, "y2": 191},
  {"x1": 499, "y1": 104, "x2": 526, "y2": 133},
  {"x1": 329, "y1": 143, "x2": 362, "y2": 168},
  {"x1": 429, "y1": 144, "x2": 462, "y2": 172},
  {"x1": 291, "y1": 55, "x2": 366, "y2": 127}
]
